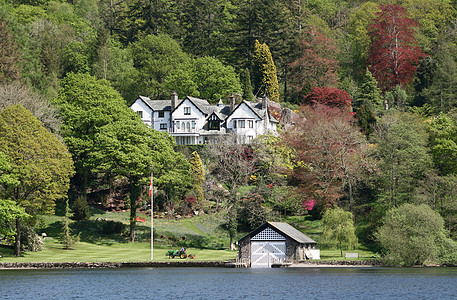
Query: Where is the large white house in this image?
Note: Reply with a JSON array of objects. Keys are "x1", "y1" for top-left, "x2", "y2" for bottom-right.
[{"x1": 130, "y1": 93, "x2": 279, "y2": 144}]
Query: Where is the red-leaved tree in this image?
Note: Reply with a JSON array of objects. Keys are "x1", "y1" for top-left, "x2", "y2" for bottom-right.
[
  {"x1": 289, "y1": 28, "x2": 339, "y2": 101},
  {"x1": 368, "y1": 4, "x2": 426, "y2": 91},
  {"x1": 304, "y1": 87, "x2": 352, "y2": 110},
  {"x1": 281, "y1": 105, "x2": 368, "y2": 213}
]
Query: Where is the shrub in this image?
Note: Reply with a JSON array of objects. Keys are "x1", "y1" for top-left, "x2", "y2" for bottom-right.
[{"x1": 72, "y1": 195, "x2": 91, "y2": 221}]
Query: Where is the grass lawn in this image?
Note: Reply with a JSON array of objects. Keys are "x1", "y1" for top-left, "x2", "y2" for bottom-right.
[
  {"x1": 0, "y1": 212, "x2": 376, "y2": 263},
  {"x1": 0, "y1": 238, "x2": 236, "y2": 263}
]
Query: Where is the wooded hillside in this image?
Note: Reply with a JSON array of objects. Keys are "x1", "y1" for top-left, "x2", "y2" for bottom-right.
[{"x1": 2, "y1": 0, "x2": 457, "y2": 265}]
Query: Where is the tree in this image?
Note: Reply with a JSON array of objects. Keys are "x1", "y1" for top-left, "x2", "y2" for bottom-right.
[
  {"x1": 289, "y1": 28, "x2": 339, "y2": 101},
  {"x1": 322, "y1": 207, "x2": 357, "y2": 257},
  {"x1": 0, "y1": 82, "x2": 61, "y2": 134},
  {"x1": 166, "y1": 56, "x2": 242, "y2": 103},
  {"x1": 241, "y1": 68, "x2": 254, "y2": 101},
  {"x1": 0, "y1": 17, "x2": 22, "y2": 83},
  {"x1": 421, "y1": 42, "x2": 457, "y2": 113},
  {"x1": 427, "y1": 114, "x2": 457, "y2": 176},
  {"x1": 189, "y1": 151, "x2": 205, "y2": 205},
  {"x1": 61, "y1": 199, "x2": 79, "y2": 250},
  {"x1": 55, "y1": 73, "x2": 183, "y2": 242},
  {"x1": 347, "y1": 2, "x2": 380, "y2": 82},
  {"x1": 0, "y1": 104, "x2": 74, "y2": 256},
  {"x1": 209, "y1": 137, "x2": 257, "y2": 193},
  {"x1": 0, "y1": 199, "x2": 29, "y2": 242},
  {"x1": 252, "y1": 40, "x2": 279, "y2": 102},
  {"x1": 129, "y1": 34, "x2": 191, "y2": 99},
  {"x1": 376, "y1": 203, "x2": 454, "y2": 266},
  {"x1": 281, "y1": 105, "x2": 368, "y2": 211},
  {"x1": 92, "y1": 38, "x2": 139, "y2": 104},
  {"x1": 72, "y1": 195, "x2": 90, "y2": 221},
  {"x1": 372, "y1": 112, "x2": 432, "y2": 207},
  {"x1": 355, "y1": 104, "x2": 376, "y2": 138},
  {"x1": 355, "y1": 68, "x2": 383, "y2": 111},
  {"x1": 303, "y1": 87, "x2": 352, "y2": 110},
  {"x1": 368, "y1": 4, "x2": 427, "y2": 91}
]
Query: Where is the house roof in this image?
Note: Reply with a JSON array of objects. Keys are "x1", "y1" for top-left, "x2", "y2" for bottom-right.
[
  {"x1": 138, "y1": 96, "x2": 181, "y2": 111},
  {"x1": 173, "y1": 96, "x2": 209, "y2": 115},
  {"x1": 137, "y1": 95, "x2": 279, "y2": 123},
  {"x1": 239, "y1": 221, "x2": 317, "y2": 244},
  {"x1": 227, "y1": 100, "x2": 279, "y2": 123}
]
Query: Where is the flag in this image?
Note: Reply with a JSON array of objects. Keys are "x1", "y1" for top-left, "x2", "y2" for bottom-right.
[{"x1": 149, "y1": 173, "x2": 153, "y2": 196}]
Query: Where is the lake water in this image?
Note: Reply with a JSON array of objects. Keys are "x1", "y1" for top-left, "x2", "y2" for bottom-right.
[{"x1": 1, "y1": 267, "x2": 456, "y2": 299}]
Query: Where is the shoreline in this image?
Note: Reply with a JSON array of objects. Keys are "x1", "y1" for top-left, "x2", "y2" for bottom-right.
[{"x1": 0, "y1": 260, "x2": 380, "y2": 269}]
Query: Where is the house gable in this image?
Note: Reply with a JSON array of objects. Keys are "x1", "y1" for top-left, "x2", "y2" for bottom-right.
[{"x1": 130, "y1": 97, "x2": 154, "y2": 125}]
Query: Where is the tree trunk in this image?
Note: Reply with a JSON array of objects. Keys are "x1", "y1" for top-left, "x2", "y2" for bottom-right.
[
  {"x1": 129, "y1": 177, "x2": 142, "y2": 242},
  {"x1": 340, "y1": 237, "x2": 343, "y2": 257},
  {"x1": 14, "y1": 218, "x2": 21, "y2": 256}
]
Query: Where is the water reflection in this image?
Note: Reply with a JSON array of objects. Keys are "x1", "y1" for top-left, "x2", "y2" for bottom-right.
[{"x1": 1, "y1": 267, "x2": 456, "y2": 299}]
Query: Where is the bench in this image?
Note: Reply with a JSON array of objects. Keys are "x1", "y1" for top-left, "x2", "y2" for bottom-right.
[{"x1": 345, "y1": 253, "x2": 359, "y2": 259}]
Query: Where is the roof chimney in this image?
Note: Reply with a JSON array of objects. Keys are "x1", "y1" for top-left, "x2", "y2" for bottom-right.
[
  {"x1": 262, "y1": 95, "x2": 269, "y2": 110},
  {"x1": 230, "y1": 95, "x2": 236, "y2": 112},
  {"x1": 171, "y1": 91, "x2": 178, "y2": 111}
]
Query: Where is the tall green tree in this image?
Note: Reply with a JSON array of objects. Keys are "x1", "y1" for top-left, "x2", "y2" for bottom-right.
[
  {"x1": 129, "y1": 34, "x2": 191, "y2": 99},
  {"x1": 189, "y1": 151, "x2": 205, "y2": 205},
  {"x1": 165, "y1": 56, "x2": 242, "y2": 103},
  {"x1": 427, "y1": 114, "x2": 457, "y2": 176},
  {"x1": 322, "y1": 207, "x2": 358, "y2": 257},
  {"x1": 55, "y1": 73, "x2": 172, "y2": 242},
  {"x1": 372, "y1": 112, "x2": 432, "y2": 207},
  {"x1": 0, "y1": 104, "x2": 74, "y2": 256},
  {"x1": 252, "y1": 40, "x2": 279, "y2": 101},
  {"x1": 0, "y1": 17, "x2": 22, "y2": 83},
  {"x1": 421, "y1": 42, "x2": 457, "y2": 113},
  {"x1": 61, "y1": 199, "x2": 79, "y2": 250},
  {"x1": 355, "y1": 68, "x2": 383, "y2": 111},
  {"x1": 241, "y1": 68, "x2": 254, "y2": 101}
]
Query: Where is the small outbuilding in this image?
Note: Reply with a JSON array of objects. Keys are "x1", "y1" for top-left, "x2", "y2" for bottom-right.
[{"x1": 237, "y1": 222, "x2": 319, "y2": 268}]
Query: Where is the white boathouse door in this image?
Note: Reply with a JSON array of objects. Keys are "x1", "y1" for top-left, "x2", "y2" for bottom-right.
[{"x1": 250, "y1": 227, "x2": 286, "y2": 268}]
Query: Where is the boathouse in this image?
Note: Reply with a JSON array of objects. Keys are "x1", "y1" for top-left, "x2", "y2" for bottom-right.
[{"x1": 237, "y1": 222, "x2": 319, "y2": 268}]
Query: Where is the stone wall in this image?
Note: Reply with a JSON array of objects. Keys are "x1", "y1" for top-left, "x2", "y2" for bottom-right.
[{"x1": 0, "y1": 261, "x2": 227, "y2": 269}]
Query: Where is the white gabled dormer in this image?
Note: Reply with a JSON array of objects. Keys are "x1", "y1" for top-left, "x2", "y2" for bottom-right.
[
  {"x1": 130, "y1": 96, "x2": 154, "y2": 126},
  {"x1": 130, "y1": 96, "x2": 174, "y2": 132},
  {"x1": 226, "y1": 101, "x2": 262, "y2": 143}
]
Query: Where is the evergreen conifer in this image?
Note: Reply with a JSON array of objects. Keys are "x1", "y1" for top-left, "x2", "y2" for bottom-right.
[{"x1": 253, "y1": 40, "x2": 280, "y2": 102}]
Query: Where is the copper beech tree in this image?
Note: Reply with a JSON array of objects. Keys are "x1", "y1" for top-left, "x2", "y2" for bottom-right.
[
  {"x1": 281, "y1": 105, "x2": 368, "y2": 213},
  {"x1": 368, "y1": 4, "x2": 426, "y2": 92}
]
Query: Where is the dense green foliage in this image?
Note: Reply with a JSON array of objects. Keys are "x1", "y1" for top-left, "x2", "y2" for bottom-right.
[
  {"x1": 0, "y1": 105, "x2": 74, "y2": 255},
  {"x1": 2, "y1": 0, "x2": 457, "y2": 262},
  {"x1": 377, "y1": 203, "x2": 456, "y2": 266}
]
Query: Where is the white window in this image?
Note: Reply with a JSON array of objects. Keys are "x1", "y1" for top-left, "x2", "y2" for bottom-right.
[
  {"x1": 176, "y1": 121, "x2": 180, "y2": 129},
  {"x1": 184, "y1": 107, "x2": 191, "y2": 115},
  {"x1": 239, "y1": 120, "x2": 245, "y2": 128},
  {"x1": 248, "y1": 120, "x2": 253, "y2": 128},
  {"x1": 186, "y1": 122, "x2": 190, "y2": 132},
  {"x1": 158, "y1": 111, "x2": 165, "y2": 118},
  {"x1": 160, "y1": 123, "x2": 167, "y2": 130},
  {"x1": 192, "y1": 121, "x2": 196, "y2": 129}
]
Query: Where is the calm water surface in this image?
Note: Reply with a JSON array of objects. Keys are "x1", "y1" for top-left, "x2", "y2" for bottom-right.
[{"x1": 1, "y1": 267, "x2": 456, "y2": 299}]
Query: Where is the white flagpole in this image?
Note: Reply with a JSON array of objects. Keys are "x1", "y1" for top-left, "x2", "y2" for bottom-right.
[{"x1": 150, "y1": 171, "x2": 154, "y2": 260}]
